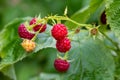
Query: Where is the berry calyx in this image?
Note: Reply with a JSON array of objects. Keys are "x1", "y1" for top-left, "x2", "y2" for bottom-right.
[
  {"x1": 56, "y1": 37, "x2": 71, "y2": 53},
  {"x1": 30, "y1": 18, "x2": 36, "y2": 25},
  {"x1": 33, "y1": 24, "x2": 47, "y2": 33},
  {"x1": 21, "y1": 39, "x2": 36, "y2": 52},
  {"x1": 54, "y1": 58, "x2": 70, "y2": 72},
  {"x1": 51, "y1": 24, "x2": 68, "y2": 40},
  {"x1": 75, "y1": 28, "x2": 80, "y2": 34},
  {"x1": 90, "y1": 28, "x2": 98, "y2": 35},
  {"x1": 18, "y1": 24, "x2": 35, "y2": 40}
]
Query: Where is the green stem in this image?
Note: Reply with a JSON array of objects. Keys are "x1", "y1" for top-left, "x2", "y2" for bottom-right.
[
  {"x1": 66, "y1": 17, "x2": 89, "y2": 27},
  {"x1": 46, "y1": 16, "x2": 92, "y2": 27},
  {"x1": 30, "y1": 15, "x2": 93, "y2": 41},
  {"x1": 64, "y1": 52, "x2": 68, "y2": 60},
  {"x1": 29, "y1": 15, "x2": 92, "y2": 30}
]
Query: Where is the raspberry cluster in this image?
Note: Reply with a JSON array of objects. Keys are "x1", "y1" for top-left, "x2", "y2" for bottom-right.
[
  {"x1": 18, "y1": 18, "x2": 71, "y2": 72},
  {"x1": 17, "y1": 15, "x2": 99, "y2": 73},
  {"x1": 51, "y1": 24, "x2": 71, "y2": 72},
  {"x1": 18, "y1": 18, "x2": 47, "y2": 52},
  {"x1": 51, "y1": 24, "x2": 71, "y2": 53}
]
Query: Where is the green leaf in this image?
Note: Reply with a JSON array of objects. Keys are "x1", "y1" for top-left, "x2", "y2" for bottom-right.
[
  {"x1": 14, "y1": 48, "x2": 58, "y2": 80},
  {"x1": 0, "y1": 18, "x2": 30, "y2": 70},
  {"x1": 0, "y1": 17, "x2": 31, "y2": 58},
  {"x1": 105, "y1": 0, "x2": 120, "y2": 38},
  {"x1": 38, "y1": 73, "x2": 60, "y2": 80},
  {"x1": 62, "y1": 36, "x2": 115, "y2": 80},
  {"x1": 0, "y1": 72, "x2": 12, "y2": 80},
  {"x1": 1, "y1": 65, "x2": 16, "y2": 80},
  {"x1": 34, "y1": 26, "x2": 56, "y2": 53},
  {"x1": 24, "y1": 31, "x2": 115, "y2": 80},
  {"x1": 65, "y1": 0, "x2": 104, "y2": 29}
]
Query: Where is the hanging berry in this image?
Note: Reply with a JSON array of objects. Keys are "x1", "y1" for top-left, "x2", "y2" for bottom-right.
[
  {"x1": 54, "y1": 58, "x2": 70, "y2": 72},
  {"x1": 56, "y1": 37, "x2": 71, "y2": 53},
  {"x1": 51, "y1": 24, "x2": 68, "y2": 40},
  {"x1": 18, "y1": 24, "x2": 35, "y2": 40},
  {"x1": 30, "y1": 18, "x2": 47, "y2": 33}
]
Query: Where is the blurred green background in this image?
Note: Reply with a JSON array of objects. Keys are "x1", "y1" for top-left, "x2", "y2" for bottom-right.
[{"x1": 0, "y1": 0, "x2": 88, "y2": 30}]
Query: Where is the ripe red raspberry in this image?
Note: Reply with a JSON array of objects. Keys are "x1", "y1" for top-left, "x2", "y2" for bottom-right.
[
  {"x1": 56, "y1": 37, "x2": 71, "y2": 53},
  {"x1": 33, "y1": 24, "x2": 47, "y2": 33},
  {"x1": 30, "y1": 18, "x2": 36, "y2": 25},
  {"x1": 30, "y1": 18, "x2": 47, "y2": 33},
  {"x1": 18, "y1": 24, "x2": 35, "y2": 39},
  {"x1": 54, "y1": 58, "x2": 70, "y2": 72},
  {"x1": 51, "y1": 24, "x2": 68, "y2": 40}
]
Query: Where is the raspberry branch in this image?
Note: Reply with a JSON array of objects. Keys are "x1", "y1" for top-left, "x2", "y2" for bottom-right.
[{"x1": 28, "y1": 15, "x2": 92, "y2": 30}]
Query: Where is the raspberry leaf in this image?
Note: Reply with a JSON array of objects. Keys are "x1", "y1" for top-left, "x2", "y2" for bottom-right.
[
  {"x1": 62, "y1": 34, "x2": 115, "y2": 80},
  {"x1": 105, "y1": 0, "x2": 120, "y2": 39},
  {"x1": 24, "y1": 31, "x2": 115, "y2": 80}
]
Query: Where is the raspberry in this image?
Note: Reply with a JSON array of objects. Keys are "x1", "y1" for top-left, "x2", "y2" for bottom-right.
[
  {"x1": 30, "y1": 18, "x2": 47, "y2": 33},
  {"x1": 54, "y1": 58, "x2": 70, "y2": 72},
  {"x1": 33, "y1": 24, "x2": 47, "y2": 33},
  {"x1": 18, "y1": 24, "x2": 35, "y2": 39},
  {"x1": 56, "y1": 37, "x2": 71, "y2": 53},
  {"x1": 21, "y1": 39, "x2": 36, "y2": 52},
  {"x1": 51, "y1": 24, "x2": 68, "y2": 40},
  {"x1": 30, "y1": 18, "x2": 36, "y2": 25}
]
